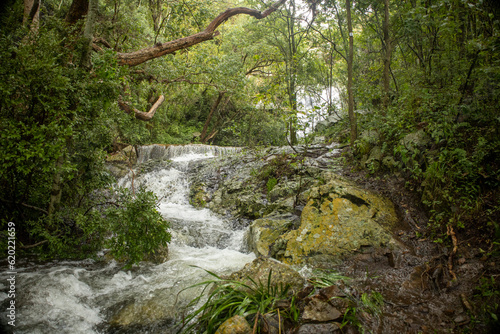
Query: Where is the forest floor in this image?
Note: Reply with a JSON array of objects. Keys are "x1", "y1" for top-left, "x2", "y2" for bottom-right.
[{"x1": 330, "y1": 148, "x2": 500, "y2": 333}]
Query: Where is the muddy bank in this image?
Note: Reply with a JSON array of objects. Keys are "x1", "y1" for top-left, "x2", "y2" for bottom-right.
[{"x1": 335, "y1": 150, "x2": 500, "y2": 333}]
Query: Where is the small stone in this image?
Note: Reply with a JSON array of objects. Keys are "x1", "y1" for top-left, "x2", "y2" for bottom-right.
[
  {"x1": 215, "y1": 315, "x2": 252, "y2": 334},
  {"x1": 302, "y1": 296, "x2": 342, "y2": 322},
  {"x1": 297, "y1": 323, "x2": 340, "y2": 334},
  {"x1": 443, "y1": 309, "x2": 455, "y2": 316},
  {"x1": 454, "y1": 315, "x2": 469, "y2": 324}
]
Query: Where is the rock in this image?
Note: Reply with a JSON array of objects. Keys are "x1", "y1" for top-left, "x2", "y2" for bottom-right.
[
  {"x1": 106, "y1": 145, "x2": 137, "y2": 178},
  {"x1": 365, "y1": 146, "x2": 382, "y2": 170},
  {"x1": 281, "y1": 172, "x2": 401, "y2": 266},
  {"x1": 297, "y1": 323, "x2": 341, "y2": 334},
  {"x1": 144, "y1": 245, "x2": 169, "y2": 264},
  {"x1": 400, "y1": 129, "x2": 431, "y2": 152},
  {"x1": 215, "y1": 315, "x2": 252, "y2": 334},
  {"x1": 302, "y1": 295, "x2": 342, "y2": 322},
  {"x1": 382, "y1": 155, "x2": 399, "y2": 170},
  {"x1": 454, "y1": 314, "x2": 469, "y2": 324},
  {"x1": 105, "y1": 163, "x2": 130, "y2": 179},
  {"x1": 248, "y1": 214, "x2": 299, "y2": 257},
  {"x1": 107, "y1": 145, "x2": 137, "y2": 165},
  {"x1": 315, "y1": 115, "x2": 342, "y2": 132},
  {"x1": 227, "y1": 257, "x2": 305, "y2": 295},
  {"x1": 356, "y1": 129, "x2": 380, "y2": 155},
  {"x1": 260, "y1": 313, "x2": 284, "y2": 334}
]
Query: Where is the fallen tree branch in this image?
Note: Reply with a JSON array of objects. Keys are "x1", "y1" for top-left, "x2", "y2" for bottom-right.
[
  {"x1": 116, "y1": 0, "x2": 287, "y2": 66},
  {"x1": 0, "y1": 197, "x2": 49, "y2": 215},
  {"x1": 118, "y1": 95, "x2": 165, "y2": 121},
  {"x1": 20, "y1": 239, "x2": 49, "y2": 249}
]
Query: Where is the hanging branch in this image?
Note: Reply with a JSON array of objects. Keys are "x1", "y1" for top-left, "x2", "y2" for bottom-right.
[{"x1": 118, "y1": 95, "x2": 165, "y2": 121}]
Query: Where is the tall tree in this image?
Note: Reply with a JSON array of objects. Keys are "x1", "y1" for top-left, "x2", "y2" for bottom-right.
[
  {"x1": 346, "y1": 0, "x2": 356, "y2": 146},
  {"x1": 382, "y1": 0, "x2": 391, "y2": 109}
]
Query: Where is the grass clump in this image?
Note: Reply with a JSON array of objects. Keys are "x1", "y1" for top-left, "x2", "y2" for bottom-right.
[{"x1": 179, "y1": 269, "x2": 294, "y2": 334}]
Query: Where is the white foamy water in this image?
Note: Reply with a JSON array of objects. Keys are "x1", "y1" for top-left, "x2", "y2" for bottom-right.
[{"x1": 0, "y1": 145, "x2": 253, "y2": 334}]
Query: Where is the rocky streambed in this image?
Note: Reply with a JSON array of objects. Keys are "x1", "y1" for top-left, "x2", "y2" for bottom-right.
[{"x1": 186, "y1": 144, "x2": 497, "y2": 333}]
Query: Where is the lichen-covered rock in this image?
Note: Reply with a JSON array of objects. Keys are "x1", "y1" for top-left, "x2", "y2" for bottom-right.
[
  {"x1": 281, "y1": 173, "x2": 401, "y2": 266},
  {"x1": 215, "y1": 315, "x2": 252, "y2": 334},
  {"x1": 228, "y1": 257, "x2": 305, "y2": 295}
]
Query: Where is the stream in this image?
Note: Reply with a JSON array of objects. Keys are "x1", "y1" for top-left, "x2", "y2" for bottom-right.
[{"x1": 0, "y1": 145, "x2": 255, "y2": 334}]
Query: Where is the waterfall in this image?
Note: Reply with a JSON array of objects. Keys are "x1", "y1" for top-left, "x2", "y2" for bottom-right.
[
  {"x1": 136, "y1": 144, "x2": 241, "y2": 164},
  {"x1": 0, "y1": 145, "x2": 253, "y2": 334}
]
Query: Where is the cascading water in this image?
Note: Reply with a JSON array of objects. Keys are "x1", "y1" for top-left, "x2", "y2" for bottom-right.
[{"x1": 0, "y1": 145, "x2": 253, "y2": 334}]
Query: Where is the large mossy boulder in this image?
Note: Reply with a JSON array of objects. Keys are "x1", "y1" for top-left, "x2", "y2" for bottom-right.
[
  {"x1": 281, "y1": 173, "x2": 400, "y2": 266},
  {"x1": 248, "y1": 172, "x2": 401, "y2": 267}
]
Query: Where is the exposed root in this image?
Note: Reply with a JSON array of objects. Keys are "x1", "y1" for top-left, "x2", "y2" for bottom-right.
[{"x1": 447, "y1": 225, "x2": 459, "y2": 287}]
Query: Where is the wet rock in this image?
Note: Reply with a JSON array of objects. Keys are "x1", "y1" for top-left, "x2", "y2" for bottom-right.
[
  {"x1": 106, "y1": 146, "x2": 137, "y2": 178},
  {"x1": 248, "y1": 214, "x2": 298, "y2": 257},
  {"x1": 107, "y1": 145, "x2": 137, "y2": 165},
  {"x1": 227, "y1": 257, "x2": 305, "y2": 295},
  {"x1": 144, "y1": 245, "x2": 169, "y2": 264},
  {"x1": 215, "y1": 315, "x2": 252, "y2": 334},
  {"x1": 260, "y1": 313, "x2": 284, "y2": 334},
  {"x1": 105, "y1": 163, "x2": 130, "y2": 179},
  {"x1": 297, "y1": 322, "x2": 341, "y2": 334},
  {"x1": 301, "y1": 295, "x2": 342, "y2": 322}
]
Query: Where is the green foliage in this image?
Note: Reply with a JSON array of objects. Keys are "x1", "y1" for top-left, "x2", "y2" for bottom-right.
[
  {"x1": 180, "y1": 269, "x2": 294, "y2": 334},
  {"x1": 103, "y1": 188, "x2": 171, "y2": 267},
  {"x1": 24, "y1": 187, "x2": 171, "y2": 267},
  {"x1": 341, "y1": 291, "x2": 384, "y2": 333},
  {"x1": 473, "y1": 276, "x2": 500, "y2": 328},
  {"x1": 308, "y1": 269, "x2": 352, "y2": 288},
  {"x1": 266, "y1": 177, "x2": 278, "y2": 194}
]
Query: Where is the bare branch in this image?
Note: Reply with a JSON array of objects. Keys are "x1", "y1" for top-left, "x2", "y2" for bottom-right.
[{"x1": 118, "y1": 95, "x2": 165, "y2": 121}]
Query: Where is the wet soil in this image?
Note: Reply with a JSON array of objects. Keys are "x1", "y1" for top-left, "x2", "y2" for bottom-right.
[{"x1": 329, "y1": 151, "x2": 500, "y2": 333}]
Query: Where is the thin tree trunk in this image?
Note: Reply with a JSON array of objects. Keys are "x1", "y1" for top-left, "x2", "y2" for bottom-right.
[
  {"x1": 47, "y1": 155, "x2": 64, "y2": 216},
  {"x1": 81, "y1": 0, "x2": 98, "y2": 68},
  {"x1": 200, "y1": 92, "x2": 225, "y2": 143},
  {"x1": 346, "y1": 0, "x2": 357, "y2": 146},
  {"x1": 382, "y1": 0, "x2": 391, "y2": 110}
]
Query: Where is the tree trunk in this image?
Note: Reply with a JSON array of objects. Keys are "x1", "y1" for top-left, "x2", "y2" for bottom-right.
[
  {"x1": 116, "y1": 0, "x2": 287, "y2": 66},
  {"x1": 200, "y1": 92, "x2": 225, "y2": 143},
  {"x1": 382, "y1": 0, "x2": 392, "y2": 110},
  {"x1": 47, "y1": 155, "x2": 64, "y2": 216},
  {"x1": 23, "y1": 0, "x2": 40, "y2": 31},
  {"x1": 346, "y1": 0, "x2": 357, "y2": 146},
  {"x1": 65, "y1": 0, "x2": 89, "y2": 24},
  {"x1": 81, "y1": 0, "x2": 98, "y2": 68}
]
